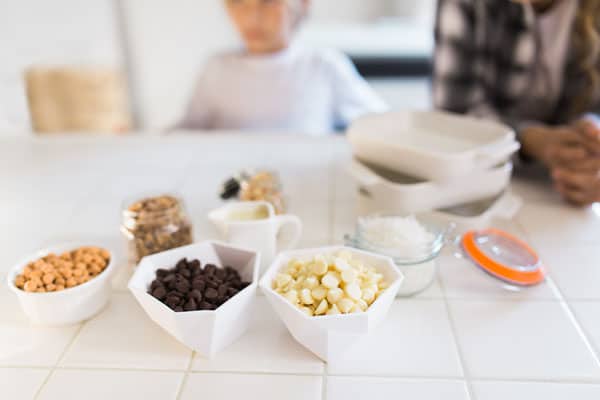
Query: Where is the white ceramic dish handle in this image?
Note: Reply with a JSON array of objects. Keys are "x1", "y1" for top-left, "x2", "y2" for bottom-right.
[
  {"x1": 475, "y1": 141, "x2": 521, "y2": 164},
  {"x1": 275, "y1": 215, "x2": 302, "y2": 252},
  {"x1": 347, "y1": 160, "x2": 381, "y2": 188}
]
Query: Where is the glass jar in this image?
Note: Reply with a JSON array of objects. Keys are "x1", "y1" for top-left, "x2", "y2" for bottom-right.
[
  {"x1": 121, "y1": 195, "x2": 193, "y2": 265},
  {"x1": 220, "y1": 170, "x2": 286, "y2": 214},
  {"x1": 345, "y1": 214, "x2": 448, "y2": 297}
]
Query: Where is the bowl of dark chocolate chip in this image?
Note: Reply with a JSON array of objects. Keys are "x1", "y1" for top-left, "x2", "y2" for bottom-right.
[{"x1": 128, "y1": 241, "x2": 259, "y2": 358}]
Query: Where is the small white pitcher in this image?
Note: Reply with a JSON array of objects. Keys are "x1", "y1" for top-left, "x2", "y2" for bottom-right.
[{"x1": 208, "y1": 201, "x2": 302, "y2": 275}]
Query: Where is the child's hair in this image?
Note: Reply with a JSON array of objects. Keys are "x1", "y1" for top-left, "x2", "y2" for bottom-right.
[{"x1": 571, "y1": 0, "x2": 600, "y2": 117}]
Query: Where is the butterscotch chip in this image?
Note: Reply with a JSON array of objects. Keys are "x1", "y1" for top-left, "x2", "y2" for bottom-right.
[
  {"x1": 42, "y1": 273, "x2": 56, "y2": 285},
  {"x1": 16, "y1": 246, "x2": 110, "y2": 293},
  {"x1": 66, "y1": 277, "x2": 77, "y2": 287},
  {"x1": 30, "y1": 277, "x2": 43, "y2": 287},
  {"x1": 24, "y1": 281, "x2": 38, "y2": 292},
  {"x1": 100, "y1": 249, "x2": 110, "y2": 260},
  {"x1": 30, "y1": 269, "x2": 43, "y2": 279},
  {"x1": 60, "y1": 268, "x2": 73, "y2": 278},
  {"x1": 15, "y1": 275, "x2": 25, "y2": 288}
]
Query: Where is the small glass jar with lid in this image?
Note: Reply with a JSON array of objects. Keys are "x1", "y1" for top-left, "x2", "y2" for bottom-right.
[
  {"x1": 345, "y1": 214, "x2": 447, "y2": 297},
  {"x1": 121, "y1": 195, "x2": 193, "y2": 265}
]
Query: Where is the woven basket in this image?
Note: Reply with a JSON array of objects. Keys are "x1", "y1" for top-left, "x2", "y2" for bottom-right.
[{"x1": 25, "y1": 66, "x2": 132, "y2": 134}]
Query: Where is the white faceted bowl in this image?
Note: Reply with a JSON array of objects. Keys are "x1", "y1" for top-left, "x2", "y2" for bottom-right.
[
  {"x1": 128, "y1": 241, "x2": 259, "y2": 358},
  {"x1": 259, "y1": 246, "x2": 403, "y2": 362}
]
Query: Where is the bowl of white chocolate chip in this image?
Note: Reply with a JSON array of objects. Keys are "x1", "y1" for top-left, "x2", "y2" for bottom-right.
[{"x1": 259, "y1": 246, "x2": 403, "y2": 362}]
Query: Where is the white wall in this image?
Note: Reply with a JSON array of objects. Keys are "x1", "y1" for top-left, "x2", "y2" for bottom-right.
[
  {"x1": 0, "y1": 0, "x2": 436, "y2": 134},
  {"x1": 120, "y1": 0, "x2": 239, "y2": 130},
  {"x1": 0, "y1": 0, "x2": 121, "y2": 135}
]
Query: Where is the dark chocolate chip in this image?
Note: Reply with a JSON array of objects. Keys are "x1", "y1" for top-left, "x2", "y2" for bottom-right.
[
  {"x1": 199, "y1": 301, "x2": 214, "y2": 310},
  {"x1": 183, "y1": 298, "x2": 197, "y2": 311},
  {"x1": 189, "y1": 259, "x2": 201, "y2": 269},
  {"x1": 205, "y1": 287, "x2": 218, "y2": 301},
  {"x1": 156, "y1": 268, "x2": 170, "y2": 277},
  {"x1": 152, "y1": 286, "x2": 167, "y2": 300},
  {"x1": 215, "y1": 268, "x2": 227, "y2": 280},
  {"x1": 176, "y1": 258, "x2": 188, "y2": 270},
  {"x1": 207, "y1": 279, "x2": 219, "y2": 289},
  {"x1": 190, "y1": 289, "x2": 203, "y2": 302},
  {"x1": 192, "y1": 279, "x2": 206, "y2": 291},
  {"x1": 180, "y1": 268, "x2": 191, "y2": 278},
  {"x1": 227, "y1": 287, "x2": 238, "y2": 296},
  {"x1": 217, "y1": 285, "x2": 228, "y2": 298},
  {"x1": 162, "y1": 273, "x2": 175, "y2": 283},
  {"x1": 205, "y1": 264, "x2": 217, "y2": 275},
  {"x1": 174, "y1": 279, "x2": 190, "y2": 293},
  {"x1": 174, "y1": 306, "x2": 183, "y2": 312}
]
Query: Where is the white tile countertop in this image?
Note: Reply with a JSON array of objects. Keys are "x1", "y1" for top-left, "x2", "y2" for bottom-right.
[{"x1": 1, "y1": 134, "x2": 600, "y2": 400}]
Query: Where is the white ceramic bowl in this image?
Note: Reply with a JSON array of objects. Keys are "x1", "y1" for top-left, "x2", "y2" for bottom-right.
[
  {"x1": 259, "y1": 246, "x2": 403, "y2": 362},
  {"x1": 128, "y1": 241, "x2": 260, "y2": 358},
  {"x1": 6, "y1": 244, "x2": 117, "y2": 326}
]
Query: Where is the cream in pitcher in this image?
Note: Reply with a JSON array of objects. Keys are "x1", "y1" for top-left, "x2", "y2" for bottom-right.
[{"x1": 209, "y1": 201, "x2": 302, "y2": 274}]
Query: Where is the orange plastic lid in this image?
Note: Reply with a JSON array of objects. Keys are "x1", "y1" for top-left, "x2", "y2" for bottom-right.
[{"x1": 461, "y1": 228, "x2": 545, "y2": 286}]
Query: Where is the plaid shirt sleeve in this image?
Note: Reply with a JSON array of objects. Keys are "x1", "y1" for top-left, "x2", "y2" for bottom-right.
[{"x1": 433, "y1": 0, "x2": 504, "y2": 122}]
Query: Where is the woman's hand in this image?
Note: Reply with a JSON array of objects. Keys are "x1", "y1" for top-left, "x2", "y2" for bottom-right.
[
  {"x1": 520, "y1": 124, "x2": 587, "y2": 168},
  {"x1": 521, "y1": 123, "x2": 600, "y2": 206}
]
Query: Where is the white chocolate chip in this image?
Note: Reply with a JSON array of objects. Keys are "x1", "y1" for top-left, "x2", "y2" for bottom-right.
[
  {"x1": 337, "y1": 297, "x2": 355, "y2": 313},
  {"x1": 275, "y1": 273, "x2": 292, "y2": 289},
  {"x1": 333, "y1": 257, "x2": 350, "y2": 272},
  {"x1": 304, "y1": 276, "x2": 318, "y2": 289},
  {"x1": 311, "y1": 285, "x2": 327, "y2": 301},
  {"x1": 322, "y1": 272, "x2": 340, "y2": 289},
  {"x1": 345, "y1": 282, "x2": 362, "y2": 301},
  {"x1": 284, "y1": 289, "x2": 298, "y2": 304},
  {"x1": 273, "y1": 251, "x2": 390, "y2": 316},
  {"x1": 300, "y1": 288, "x2": 314, "y2": 305},
  {"x1": 326, "y1": 304, "x2": 341, "y2": 315},
  {"x1": 300, "y1": 306, "x2": 313, "y2": 316},
  {"x1": 362, "y1": 288, "x2": 376, "y2": 304},
  {"x1": 315, "y1": 299, "x2": 329, "y2": 315},
  {"x1": 326, "y1": 287, "x2": 344, "y2": 304},
  {"x1": 341, "y1": 268, "x2": 357, "y2": 283},
  {"x1": 311, "y1": 258, "x2": 328, "y2": 275}
]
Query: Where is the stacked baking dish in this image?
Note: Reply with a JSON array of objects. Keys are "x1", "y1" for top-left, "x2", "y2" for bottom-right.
[{"x1": 347, "y1": 111, "x2": 522, "y2": 229}]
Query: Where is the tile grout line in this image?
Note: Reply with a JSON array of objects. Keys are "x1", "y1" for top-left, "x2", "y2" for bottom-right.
[
  {"x1": 174, "y1": 350, "x2": 195, "y2": 400},
  {"x1": 321, "y1": 363, "x2": 328, "y2": 400},
  {"x1": 32, "y1": 322, "x2": 86, "y2": 400},
  {"x1": 437, "y1": 276, "x2": 478, "y2": 400},
  {"x1": 515, "y1": 215, "x2": 600, "y2": 369}
]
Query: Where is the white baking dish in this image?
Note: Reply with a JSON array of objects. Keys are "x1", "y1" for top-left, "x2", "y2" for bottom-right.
[
  {"x1": 347, "y1": 111, "x2": 520, "y2": 181},
  {"x1": 425, "y1": 191, "x2": 523, "y2": 234},
  {"x1": 7, "y1": 244, "x2": 117, "y2": 326},
  {"x1": 350, "y1": 159, "x2": 513, "y2": 215}
]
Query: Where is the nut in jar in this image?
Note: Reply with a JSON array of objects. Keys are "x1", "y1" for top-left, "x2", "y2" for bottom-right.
[
  {"x1": 220, "y1": 170, "x2": 285, "y2": 214},
  {"x1": 121, "y1": 195, "x2": 193, "y2": 265}
]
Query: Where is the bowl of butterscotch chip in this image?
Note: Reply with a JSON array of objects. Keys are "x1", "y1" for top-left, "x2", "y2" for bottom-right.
[{"x1": 7, "y1": 244, "x2": 116, "y2": 326}]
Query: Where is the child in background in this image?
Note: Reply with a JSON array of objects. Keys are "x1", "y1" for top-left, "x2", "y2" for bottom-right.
[{"x1": 174, "y1": 0, "x2": 386, "y2": 135}]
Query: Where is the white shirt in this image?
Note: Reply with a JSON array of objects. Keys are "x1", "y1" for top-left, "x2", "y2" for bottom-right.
[{"x1": 174, "y1": 44, "x2": 387, "y2": 135}]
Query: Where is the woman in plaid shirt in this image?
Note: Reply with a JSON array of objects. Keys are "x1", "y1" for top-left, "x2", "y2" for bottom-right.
[{"x1": 434, "y1": 0, "x2": 600, "y2": 206}]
